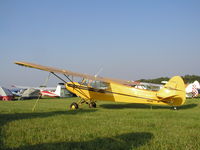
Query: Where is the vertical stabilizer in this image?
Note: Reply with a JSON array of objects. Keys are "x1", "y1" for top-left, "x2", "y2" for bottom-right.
[
  {"x1": 157, "y1": 76, "x2": 186, "y2": 106},
  {"x1": 54, "y1": 84, "x2": 61, "y2": 97}
]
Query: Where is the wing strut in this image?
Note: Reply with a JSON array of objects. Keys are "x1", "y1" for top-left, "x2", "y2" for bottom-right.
[
  {"x1": 64, "y1": 74, "x2": 75, "y2": 84},
  {"x1": 51, "y1": 72, "x2": 68, "y2": 83},
  {"x1": 51, "y1": 72, "x2": 76, "y2": 85},
  {"x1": 52, "y1": 72, "x2": 90, "y2": 101}
]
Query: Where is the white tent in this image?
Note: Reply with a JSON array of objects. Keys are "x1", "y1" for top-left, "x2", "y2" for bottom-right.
[{"x1": 0, "y1": 87, "x2": 14, "y2": 101}]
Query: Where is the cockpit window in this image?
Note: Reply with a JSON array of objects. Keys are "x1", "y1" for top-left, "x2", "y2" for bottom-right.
[{"x1": 80, "y1": 79, "x2": 109, "y2": 89}]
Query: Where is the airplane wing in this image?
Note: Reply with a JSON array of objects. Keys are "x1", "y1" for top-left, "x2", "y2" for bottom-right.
[
  {"x1": 15, "y1": 61, "x2": 131, "y2": 85},
  {"x1": 12, "y1": 85, "x2": 56, "y2": 91}
]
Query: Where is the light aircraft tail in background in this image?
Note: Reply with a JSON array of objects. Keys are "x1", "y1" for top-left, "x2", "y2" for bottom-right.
[{"x1": 41, "y1": 83, "x2": 74, "y2": 98}]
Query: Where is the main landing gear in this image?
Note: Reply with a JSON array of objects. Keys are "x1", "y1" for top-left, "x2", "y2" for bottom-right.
[
  {"x1": 70, "y1": 102, "x2": 79, "y2": 110},
  {"x1": 70, "y1": 99, "x2": 96, "y2": 110},
  {"x1": 89, "y1": 102, "x2": 96, "y2": 108}
]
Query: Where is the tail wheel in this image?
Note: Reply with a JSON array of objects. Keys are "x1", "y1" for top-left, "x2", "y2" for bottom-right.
[
  {"x1": 70, "y1": 102, "x2": 79, "y2": 110},
  {"x1": 89, "y1": 102, "x2": 96, "y2": 108}
]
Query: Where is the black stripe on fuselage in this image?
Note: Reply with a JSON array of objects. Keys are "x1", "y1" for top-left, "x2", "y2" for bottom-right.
[{"x1": 67, "y1": 83, "x2": 158, "y2": 101}]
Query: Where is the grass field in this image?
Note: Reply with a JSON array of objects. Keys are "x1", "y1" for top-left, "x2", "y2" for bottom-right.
[{"x1": 0, "y1": 97, "x2": 200, "y2": 150}]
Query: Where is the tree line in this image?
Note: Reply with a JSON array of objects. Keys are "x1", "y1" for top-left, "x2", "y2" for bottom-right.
[{"x1": 138, "y1": 75, "x2": 200, "y2": 84}]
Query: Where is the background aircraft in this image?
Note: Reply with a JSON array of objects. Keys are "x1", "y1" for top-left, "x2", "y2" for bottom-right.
[
  {"x1": 12, "y1": 83, "x2": 74, "y2": 98},
  {"x1": 40, "y1": 83, "x2": 74, "y2": 98}
]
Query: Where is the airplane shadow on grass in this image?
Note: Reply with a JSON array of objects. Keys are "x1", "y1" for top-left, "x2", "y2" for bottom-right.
[
  {"x1": 13, "y1": 132, "x2": 153, "y2": 150},
  {"x1": 0, "y1": 109, "x2": 153, "y2": 150},
  {"x1": 0, "y1": 109, "x2": 97, "y2": 150},
  {"x1": 100, "y1": 103, "x2": 198, "y2": 110}
]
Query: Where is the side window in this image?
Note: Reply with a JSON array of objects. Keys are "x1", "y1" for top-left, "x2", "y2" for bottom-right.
[{"x1": 90, "y1": 81, "x2": 109, "y2": 89}]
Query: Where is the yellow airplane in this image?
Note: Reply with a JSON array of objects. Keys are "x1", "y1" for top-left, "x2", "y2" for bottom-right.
[{"x1": 15, "y1": 61, "x2": 186, "y2": 109}]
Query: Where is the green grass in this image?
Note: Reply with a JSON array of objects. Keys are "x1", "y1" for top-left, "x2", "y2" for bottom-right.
[{"x1": 0, "y1": 97, "x2": 200, "y2": 150}]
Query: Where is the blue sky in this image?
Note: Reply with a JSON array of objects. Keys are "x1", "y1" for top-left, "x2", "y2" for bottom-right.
[{"x1": 1, "y1": 0, "x2": 200, "y2": 87}]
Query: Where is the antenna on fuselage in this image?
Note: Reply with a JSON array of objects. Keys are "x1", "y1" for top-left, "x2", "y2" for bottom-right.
[{"x1": 94, "y1": 67, "x2": 103, "y2": 78}]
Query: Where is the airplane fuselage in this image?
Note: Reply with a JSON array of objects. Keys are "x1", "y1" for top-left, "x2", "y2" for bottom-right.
[{"x1": 66, "y1": 80, "x2": 185, "y2": 106}]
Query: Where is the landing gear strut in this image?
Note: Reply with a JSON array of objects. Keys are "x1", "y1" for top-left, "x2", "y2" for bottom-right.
[{"x1": 70, "y1": 99, "x2": 97, "y2": 110}]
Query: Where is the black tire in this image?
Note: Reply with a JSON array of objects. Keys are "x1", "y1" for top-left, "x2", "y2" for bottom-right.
[
  {"x1": 70, "y1": 102, "x2": 79, "y2": 110},
  {"x1": 89, "y1": 102, "x2": 96, "y2": 108}
]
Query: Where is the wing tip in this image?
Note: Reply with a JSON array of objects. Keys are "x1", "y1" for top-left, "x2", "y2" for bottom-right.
[
  {"x1": 14, "y1": 61, "x2": 29, "y2": 67},
  {"x1": 15, "y1": 61, "x2": 24, "y2": 65}
]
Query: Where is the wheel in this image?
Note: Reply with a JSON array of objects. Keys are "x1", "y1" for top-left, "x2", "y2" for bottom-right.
[
  {"x1": 70, "y1": 102, "x2": 79, "y2": 110},
  {"x1": 18, "y1": 97, "x2": 24, "y2": 100},
  {"x1": 89, "y1": 102, "x2": 96, "y2": 108}
]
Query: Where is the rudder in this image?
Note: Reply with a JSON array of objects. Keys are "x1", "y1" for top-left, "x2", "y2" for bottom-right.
[{"x1": 157, "y1": 76, "x2": 186, "y2": 106}]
